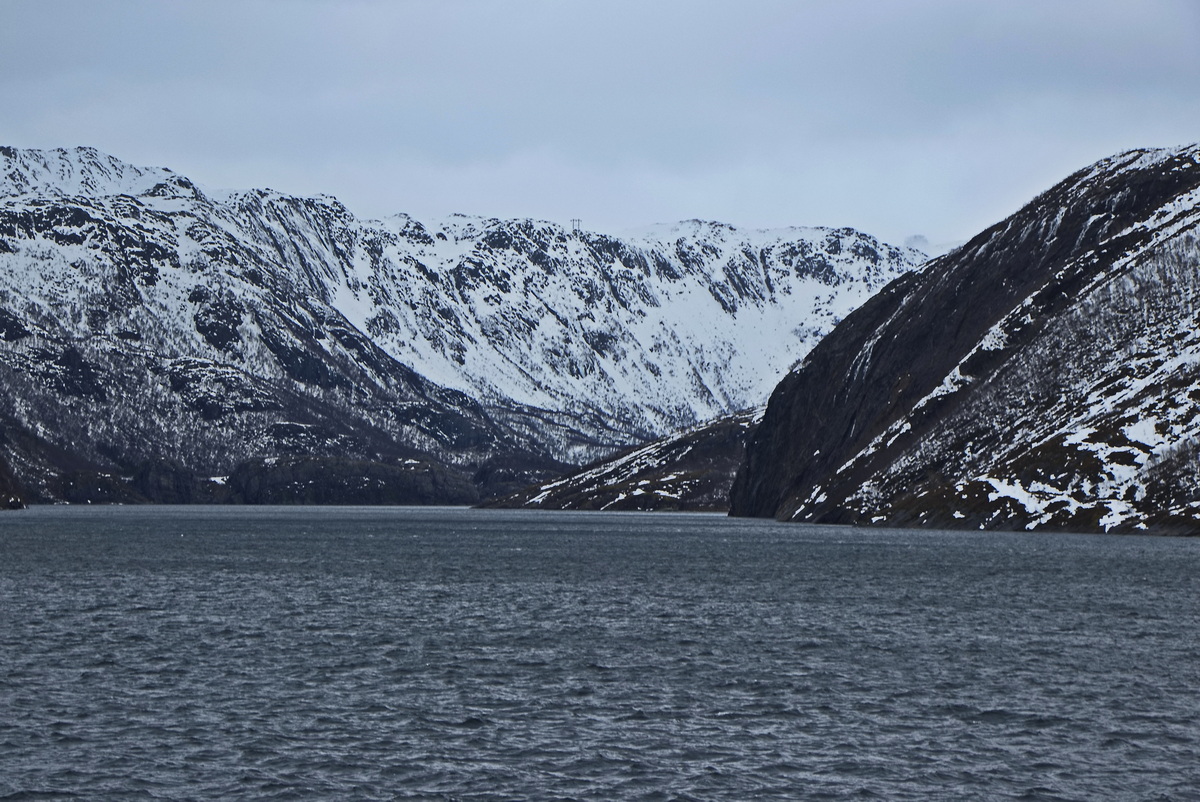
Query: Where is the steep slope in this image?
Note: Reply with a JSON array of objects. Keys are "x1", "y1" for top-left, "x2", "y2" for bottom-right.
[
  {"x1": 0, "y1": 159, "x2": 562, "y2": 503},
  {"x1": 0, "y1": 146, "x2": 923, "y2": 504},
  {"x1": 490, "y1": 408, "x2": 760, "y2": 512},
  {"x1": 731, "y1": 145, "x2": 1200, "y2": 533},
  {"x1": 324, "y1": 214, "x2": 921, "y2": 454}
]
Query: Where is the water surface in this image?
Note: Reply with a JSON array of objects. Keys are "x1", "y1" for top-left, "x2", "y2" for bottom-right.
[{"x1": 2, "y1": 506, "x2": 1199, "y2": 799}]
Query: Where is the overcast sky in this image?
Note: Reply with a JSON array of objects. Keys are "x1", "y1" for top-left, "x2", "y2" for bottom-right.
[{"x1": 3, "y1": 0, "x2": 1199, "y2": 246}]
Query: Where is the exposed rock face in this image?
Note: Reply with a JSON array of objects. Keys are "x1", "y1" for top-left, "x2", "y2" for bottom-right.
[
  {"x1": 489, "y1": 408, "x2": 760, "y2": 512},
  {"x1": 0, "y1": 451, "x2": 24, "y2": 508},
  {"x1": 0, "y1": 146, "x2": 922, "y2": 504},
  {"x1": 731, "y1": 145, "x2": 1200, "y2": 533}
]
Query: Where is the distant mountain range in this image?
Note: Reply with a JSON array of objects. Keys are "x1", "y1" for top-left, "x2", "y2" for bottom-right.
[
  {"x1": 0, "y1": 146, "x2": 923, "y2": 505},
  {"x1": 731, "y1": 144, "x2": 1200, "y2": 533}
]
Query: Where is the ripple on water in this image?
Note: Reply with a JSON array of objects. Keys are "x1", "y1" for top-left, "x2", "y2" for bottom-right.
[{"x1": 2, "y1": 507, "x2": 1200, "y2": 799}]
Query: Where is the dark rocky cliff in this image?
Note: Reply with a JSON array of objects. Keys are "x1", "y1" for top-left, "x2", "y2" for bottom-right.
[
  {"x1": 731, "y1": 145, "x2": 1200, "y2": 533},
  {"x1": 0, "y1": 449, "x2": 24, "y2": 508}
]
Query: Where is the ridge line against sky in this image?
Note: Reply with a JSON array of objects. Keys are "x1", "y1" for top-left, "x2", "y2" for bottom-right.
[{"x1": 2, "y1": 0, "x2": 1199, "y2": 247}]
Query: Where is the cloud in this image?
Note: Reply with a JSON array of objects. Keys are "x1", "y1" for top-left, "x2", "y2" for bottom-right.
[{"x1": 2, "y1": 0, "x2": 1198, "y2": 243}]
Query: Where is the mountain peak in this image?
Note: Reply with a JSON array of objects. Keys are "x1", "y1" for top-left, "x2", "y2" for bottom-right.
[
  {"x1": 0, "y1": 144, "x2": 924, "y2": 504},
  {"x1": 0, "y1": 145, "x2": 175, "y2": 199},
  {"x1": 731, "y1": 143, "x2": 1200, "y2": 532}
]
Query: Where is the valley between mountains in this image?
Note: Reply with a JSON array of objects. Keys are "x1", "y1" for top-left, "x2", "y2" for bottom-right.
[
  {"x1": 509, "y1": 144, "x2": 1200, "y2": 534},
  {"x1": 6, "y1": 143, "x2": 1200, "y2": 534},
  {"x1": 0, "y1": 146, "x2": 920, "y2": 507}
]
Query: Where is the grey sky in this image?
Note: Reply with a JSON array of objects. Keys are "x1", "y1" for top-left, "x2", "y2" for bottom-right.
[{"x1": 3, "y1": 0, "x2": 1199, "y2": 245}]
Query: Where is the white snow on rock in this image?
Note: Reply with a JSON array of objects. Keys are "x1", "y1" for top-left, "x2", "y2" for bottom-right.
[{"x1": 0, "y1": 146, "x2": 926, "y2": 462}]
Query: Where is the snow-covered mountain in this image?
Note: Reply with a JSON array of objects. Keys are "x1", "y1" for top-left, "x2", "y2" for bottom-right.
[
  {"x1": 732, "y1": 144, "x2": 1200, "y2": 533},
  {"x1": 0, "y1": 146, "x2": 924, "y2": 504},
  {"x1": 351, "y1": 214, "x2": 920, "y2": 448},
  {"x1": 0, "y1": 145, "x2": 176, "y2": 197}
]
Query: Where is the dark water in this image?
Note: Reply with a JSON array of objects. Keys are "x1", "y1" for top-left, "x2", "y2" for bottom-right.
[{"x1": 3, "y1": 507, "x2": 1200, "y2": 800}]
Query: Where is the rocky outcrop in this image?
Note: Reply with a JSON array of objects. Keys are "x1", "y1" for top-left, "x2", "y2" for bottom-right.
[{"x1": 731, "y1": 145, "x2": 1200, "y2": 533}]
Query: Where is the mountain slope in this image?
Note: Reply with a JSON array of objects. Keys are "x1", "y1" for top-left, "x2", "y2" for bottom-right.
[
  {"x1": 318, "y1": 214, "x2": 922, "y2": 454},
  {"x1": 490, "y1": 408, "x2": 760, "y2": 512},
  {"x1": 731, "y1": 145, "x2": 1200, "y2": 533},
  {"x1": 0, "y1": 146, "x2": 923, "y2": 504}
]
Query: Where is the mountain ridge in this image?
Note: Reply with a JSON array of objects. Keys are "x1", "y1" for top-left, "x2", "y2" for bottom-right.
[
  {"x1": 731, "y1": 143, "x2": 1200, "y2": 533},
  {"x1": 0, "y1": 145, "x2": 924, "y2": 504}
]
